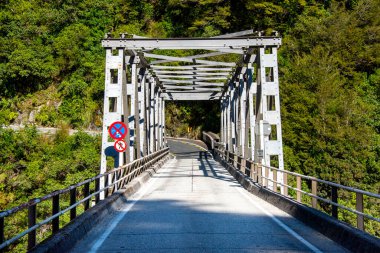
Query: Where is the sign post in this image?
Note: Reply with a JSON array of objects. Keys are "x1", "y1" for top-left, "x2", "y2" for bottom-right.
[{"x1": 114, "y1": 140, "x2": 127, "y2": 153}]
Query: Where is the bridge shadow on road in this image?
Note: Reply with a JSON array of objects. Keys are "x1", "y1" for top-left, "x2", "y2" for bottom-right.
[{"x1": 71, "y1": 197, "x2": 348, "y2": 253}]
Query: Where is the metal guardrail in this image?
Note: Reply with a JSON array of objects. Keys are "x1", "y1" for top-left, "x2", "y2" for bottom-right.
[
  {"x1": 0, "y1": 148, "x2": 169, "y2": 252},
  {"x1": 216, "y1": 149, "x2": 380, "y2": 225},
  {"x1": 202, "y1": 132, "x2": 219, "y2": 150},
  {"x1": 201, "y1": 132, "x2": 380, "y2": 235}
]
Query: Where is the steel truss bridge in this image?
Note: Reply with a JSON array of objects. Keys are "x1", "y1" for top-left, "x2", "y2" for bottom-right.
[{"x1": 0, "y1": 31, "x2": 379, "y2": 252}]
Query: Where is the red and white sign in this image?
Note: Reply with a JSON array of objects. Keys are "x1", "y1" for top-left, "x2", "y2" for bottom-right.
[
  {"x1": 114, "y1": 140, "x2": 127, "y2": 153},
  {"x1": 108, "y1": 121, "x2": 128, "y2": 140}
]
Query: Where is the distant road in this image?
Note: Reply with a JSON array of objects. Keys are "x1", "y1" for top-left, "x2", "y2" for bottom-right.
[{"x1": 1, "y1": 125, "x2": 101, "y2": 136}]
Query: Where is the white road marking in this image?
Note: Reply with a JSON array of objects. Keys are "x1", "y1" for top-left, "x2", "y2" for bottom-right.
[
  {"x1": 237, "y1": 187, "x2": 323, "y2": 253},
  {"x1": 88, "y1": 158, "x2": 176, "y2": 253},
  {"x1": 88, "y1": 145, "x2": 322, "y2": 253}
]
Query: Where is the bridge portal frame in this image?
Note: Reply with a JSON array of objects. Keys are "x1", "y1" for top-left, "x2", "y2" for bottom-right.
[{"x1": 100, "y1": 31, "x2": 285, "y2": 196}]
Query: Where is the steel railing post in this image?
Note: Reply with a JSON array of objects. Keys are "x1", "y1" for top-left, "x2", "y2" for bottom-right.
[
  {"x1": 104, "y1": 175, "x2": 109, "y2": 198},
  {"x1": 296, "y1": 176, "x2": 302, "y2": 203},
  {"x1": 112, "y1": 171, "x2": 117, "y2": 193},
  {"x1": 27, "y1": 204, "x2": 37, "y2": 250},
  {"x1": 0, "y1": 217, "x2": 4, "y2": 252},
  {"x1": 273, "y1": 169, "x2": 277, "y2": 192},
  {"x1": 83, "y1": 182, "x2": 90, "y2": 211},
  {"x1": 95, "y1": 178, "x2": 100, "y2": 204},
  {"x1": 311, "y1": 180, "x2": 318, "y2": 209},
  {"x1": 264, "y1": 167, "x2": 269, "y2": 188},
  {"x1": 283, "y1": 172, "x2": 288, "y2": 196},
  {"x1": 250, "y1": 162, "x2": 255, "y2": 182},
  {"x1": 356, "y1": 192, "x2": 364, "y2": 231},
  {"x1": 52, "y1": 194, "x2": 60, "y2": 233},
  {"x1": 257, "y1": 164, "x2": 262, "y2": 185},
  {"x1": 331, "y1": 186, "x2": 338, "y2": 218},
  {"x1": 70, "y1": 188, "x2": 76, "y2": 220},
  {"x1": 248, "y1": 161, "x2": 253, "y2": 180}
]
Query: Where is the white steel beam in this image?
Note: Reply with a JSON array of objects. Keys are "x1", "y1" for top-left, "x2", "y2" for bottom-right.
[
  {"x1": 145, "y1": 53, "x2": 236, "y2": 66},
  {"x1": 158, "y1": 76, "x2": 227, "y2": 81},
  {"x1": 149, "y1": 51, "x2": 231, "y2": 64},
  {"x1": 153, "y1": 71, "x2": 231, "y2": 76},
  {"x1": 160, "y1": 79, "x2": 224, "y2": 85},
  {"x1": 156, "y1": 73, "x2": 229, "y2": 77},
  {"x1": 151, "y1": 65, "x2": 232, "y2": 71},
  {"x1": 163, "y1": 83, "x2": 225, "y2": 88},
  {"x1": 212, "y1": 29, "x2": 255, "y2": 38},
  {"x1": 215, "y1": 48, "x2": 244, "y2": 54},
  {"x1": 162, "y1": 93, "x2": 222, "y2": 100},
  {"x1": 164, "y1": 87, "x2": 223, "y2": 91},
  {"x1": 102, "y1": 37, "x2": 282, "y2": 50}
]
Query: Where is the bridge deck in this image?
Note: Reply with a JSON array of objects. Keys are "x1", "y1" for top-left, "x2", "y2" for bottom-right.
[{"x1": 71, "y1": 140, "x2": 348, "y2": 253}]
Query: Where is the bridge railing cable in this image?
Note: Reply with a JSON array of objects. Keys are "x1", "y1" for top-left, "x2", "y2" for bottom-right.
[
  {"x1": 0, "y1": 147, "x2": 169, "y2": 252},
  {"x1": 202, "y1": 132, "x2": 379, "y2": 237}
]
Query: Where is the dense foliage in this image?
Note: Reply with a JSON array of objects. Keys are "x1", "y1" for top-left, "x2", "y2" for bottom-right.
[
  {"x1": 0, "y1": 0, "x2": 379, "y2": 239},
  {"x1": 0, "y1": 126, "x2": 100, "y2": 211}
]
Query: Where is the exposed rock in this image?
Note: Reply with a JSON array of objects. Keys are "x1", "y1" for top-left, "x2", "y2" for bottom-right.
[
  {"x1": 15, "y1": 113, "x2": 22, "y2": 125},
  {"x1": 29, "y1": 110, "x2": 36, "y2": 123}
]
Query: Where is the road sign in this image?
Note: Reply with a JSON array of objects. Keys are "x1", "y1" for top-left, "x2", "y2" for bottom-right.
[
  {"x1": 109, "y1": 121, "x2": 128, "y2": 140},
  {"x1": 114, "y1": 140, "x2": 127, "y2": 153}
]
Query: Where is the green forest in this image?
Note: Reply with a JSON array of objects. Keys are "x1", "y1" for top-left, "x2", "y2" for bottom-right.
[{"x1": 0, "y1": 0, "x2": 379, "y2": 242}]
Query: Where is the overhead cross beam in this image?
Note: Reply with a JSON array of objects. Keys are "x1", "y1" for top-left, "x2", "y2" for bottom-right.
[
  {"x1": 145, "y1": 53, "x2": 236, "y2": 66},
  {"x1": 102, "y1": 37, "x2": 281, "y2": 50},
  {"x1": 148, "y1": 51, "x2": 231, "y2": 64},
  {"x1": 151, "y1": 66, "x2": 232, "y2": 71}
]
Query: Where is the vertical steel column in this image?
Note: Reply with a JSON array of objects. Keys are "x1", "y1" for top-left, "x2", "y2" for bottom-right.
[
  {"x1": 236, "y1": 79, "x2": 241, "y2": 155},
  {"x1": 149, "y1": 80, "x2": 155, "y2": 153},
  {"x1": 234, "y1": 85, "x2": 239, "y2": 153},
  {"x1": 139, "y1": 71, "x2": 146, "y2": 156},
  {"x1": 122, "y1": 56, "x2": 131, "y2": 163},
  {"x1": 143, "y1": 74, "x2": 150, "y2": 155},
  {"x1": 243, "y1": 70, "x2": 250, "y2": 160},
  {"x1": 230, "y1": 84, "x2": 236, "y2": 152},
  {"x1": 256, "y1": 47, "x2": 284, "y2": 193},
  {"x1": 220, "y1": 100, "x2": 223, "y2": 145},
  {"x1": 158, "y1": 94, "x2": 163, "y2": 149},
  {"x1": 162, "y1": 98, "x2": 166, "y2": 146},
  {"x1": 154, "y1": 88, "x2": 159, "y2": 151},
  {"x1": 240, "y1": 72, "x2": 247, "y2": 158},
  {"x1": 100, "y1": 48, "x2": 124, "y2": 199},
  {"x1": 224, "y1": 99, "x2": 228, "y2": 148},
  {"x1": 134, "y1": 62, "x2": 141, "y2": 159},
  {"x1": 227, "y1": 84, "x2": 233, "y2": 151},
  {"x1": 247, "y1": 63, "x2": 256, "y2": 161},
  {"x1": 128, "y1": 59, "x2": 136, "y2": 160}
]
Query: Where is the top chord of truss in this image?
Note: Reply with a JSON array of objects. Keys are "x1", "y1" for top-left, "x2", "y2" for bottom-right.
[{"x1": 102, "y1": 37, "x2": 281, "y2": 50}]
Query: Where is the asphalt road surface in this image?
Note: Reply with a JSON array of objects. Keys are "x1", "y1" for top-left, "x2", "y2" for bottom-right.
[{"x1": 71, "y1": 139, "x2": 349, "y2": 252}]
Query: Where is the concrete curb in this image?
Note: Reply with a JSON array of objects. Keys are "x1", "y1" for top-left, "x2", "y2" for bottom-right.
[
  {"x1": 30, "y1": 155, "x2": 172, "y2": 253},
  {"x1": 216, "y1": 156, "x2": 380, "y2": 253}
]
